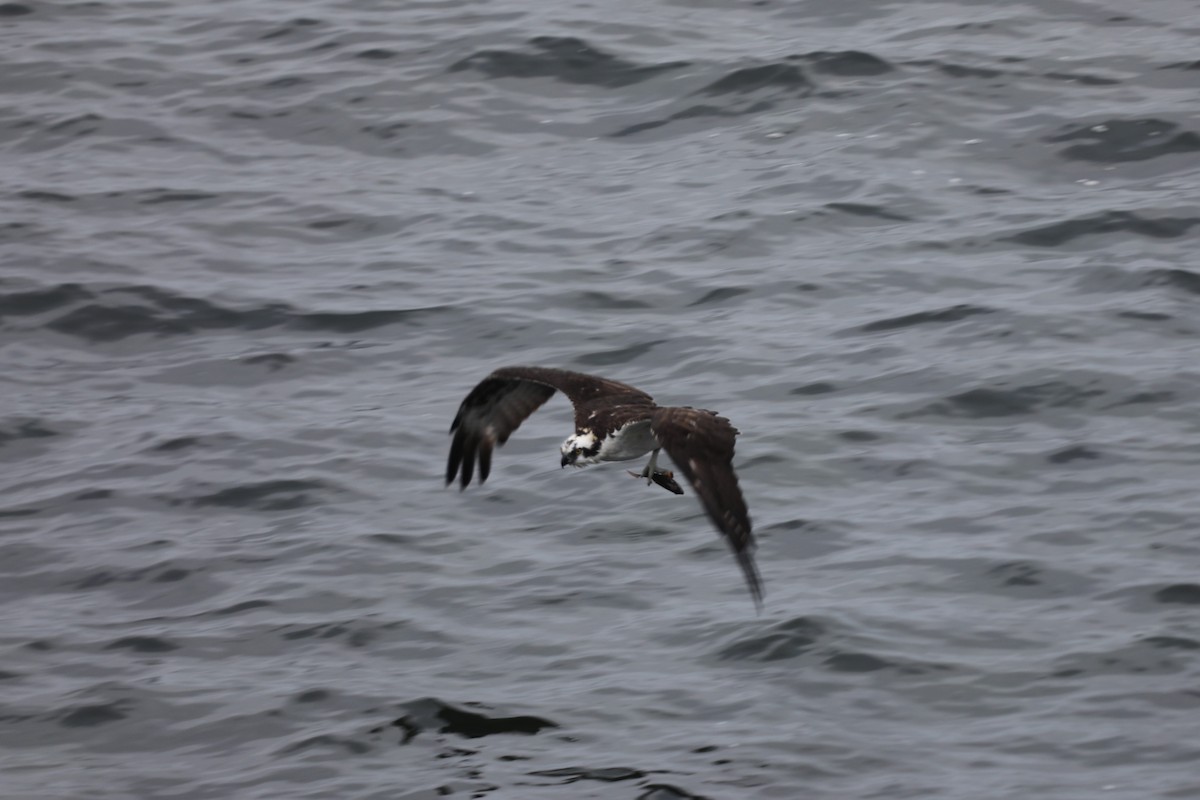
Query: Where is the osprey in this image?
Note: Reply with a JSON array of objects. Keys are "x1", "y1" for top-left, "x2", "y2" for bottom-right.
[{"x1": 445, "y1": 366, "x2": 763, "y2": 609}]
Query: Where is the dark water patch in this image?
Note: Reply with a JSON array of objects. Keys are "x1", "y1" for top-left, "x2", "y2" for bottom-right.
[
  {"x1": 838, "y1": 430, "x2": 879, "y2": 441},
  {"x1": 1041, "y1": 71, "x2": 1120, "y2": 86},
  {"x1": 0, "y1": 419, "x2": 57, "y2": 447},
  {"x1": 212, "y1": 599, "x2": 273, "y2": 616},
  {"x1": 280, "y1": 622, "x2": 382, "y2": 648},
  {"x1": 189, "y1": 479, "x2": 325, "y2": 511},
  {"x1": 698, "y1": 63, "x2": 812, "y2": 96},
  {"x1": 860, "y1": 304, "x2": 993, "y2": 332},
  {"x1": 717, "y1": 616, "x2": 826, "y2": 662},
  {"x1": 1144, "y1": 268, "x2": 1200, "y2": 295},
  {"x1": 32, "y1": 282, "x2": 444, "y2": 341},
  {"x1": 105, "y1": 636, "x2": 178, "y2": 653},
  {"x1": 75, "y1": 571, "x2": 117, "y2": 589},
  {"x1": 823, "y1": 651, "x2": 892, "y2": 673},
  {"x1": 292, "y1": 308, "x2": 438, "y2": 332},
  {"x1": 240, "y1": 352, "x2": 294, "y2": 371},
  {"x1": 302, "y1": 305, "x2": 439, "y2": 332},
  {"x1": 46, "y1": 113, "x2": 102, "y2": 135},
  {"x1": 530, "y1": 766, "x2": 645, "y2": 783},
  {"x1": 0, "y1": 507, "x2": 40, "y2": 518},
  {"x1": 263, "y1": 76, "x2": 308, "y2": 90},
  {"x1": 393, "y1": 698, "x2": 559, "y2": 741},
  {"x1": 0, "y1": 283, "x2": 91, "y2": 318},
  {"x1": 155, "y1": 568, "x2": 189, "y2": 582},
  {"x1": 966, "y1": 560, "x2": 1098, "y2": 600},
  {"x1": 738, "y1": 454, "x2": 788, "y2": 470},
  {"x1": 75, "y1": 489, "x2": 112, "y2": 500},
  {"x1": 1111, "y1": 389, "x2": 1174, "y2": 407},
  {"x1": 281, "y1": 734, "x2": 371, "y2": 755},
  {"x1": 0, "y1": 669, "x2": 19, "y2": 680},
  {"x1": 1161, "y1": 59, "x2": 1200, "y2": 71},
  {"x1": 1117, "y1": 310, "x2": 1172, "y2": 321},
  {"x1": 356, "y1": 48, "x2": 396, "y2": 60},
  {"x1": 1144, "y1": 635, "x2": 1200, "y2": 650},
  {"x1": 573, "y1": 291, "x2": 653, "y2": 310},
  {"x1": 825, "y1": 202, "x2": 909, "y2": 222},
  {"x1": 1005, "y1": 211, "x2": 1200, "y2": 247},
  {"x1": 910, "y1": 381, "x2": 1105, "y2": 419},
  {"x1": 17, "y1": 190, "x2": 75, "y2": 202},
  {"x1": 610, "y1": 104, "x2": 744, "y2": 138},
  {"x1": 49, "y1": 303, "x2": 193, "y2": 340},
  {"x1": 688, "y1": 287, "x2": 749, "y2": 306},
  {"x1": 934, "y1": 62, "x2": 1003, "y2": 80},
  {"x1": 1050, "y1": 637, "x2": 1193, "y2": 678},
  {"x1": 1047, "y1": 445, "x2": 1101, "y2": 464},
  {"x1": 138, "y1": 191, "x2": 220, "y2": 205},
  {"x1": 368, "y1": 532, "x2": 418, "y2": 547},
  {"x1": 0, "y1": 3, "x2": 34, "y2": 16},
  {"x1": 796, "y1": 50, "x2": 892, "y2": 76},
  {"x1": 259, "y1": 18, "x2": 322, "y2": 40},
  {"x1": 1045, "y1": 119, "x2": 1200, "y2": 163},
  {"x1": 58, "y1": 284, "x2": 287, "y2": 338},
  {"x1": 910, "y1": 58, "x2": 1117, "y2": 87},
  {"x1": 58, "y1": 702, "x2": 128, "y2": 728},
  {"x1": 34, "y1": 113, "x2": 174, "y2": 150},
  {"x1": 760, "y1": 518, "x2": 811, "y2": 534},
  {"x1": 575, "y1": 340, "x2": 664, "y2": 366},
  {"x1": 449, "y1": 36, "x2": 688, "y2": 88},
  {"x1": 989, "y1": 562, "x2": 1040, "y2": 587},
  {"x1": 295, "y1": 689, "x2": 331, "y2": 703},
  {"x1": 637, "y1": 783, "x2": 707, "y2": 799},
  {"x1": 72, "y1": 562, "x2": 190, "y2": 590},
  {"x1": 361, "y1": 120, "x2": 409, "y2": 140},
  {"x1": 300, "y1": 214, "x2": 429, "y2": 237},
  {"x1": 154, "y1": 436, "x2": 200, "y2": 452},
  {"x1": 791, "y1": 382, "x2": 836, "y2": 395},
  {"x1": 926, "y1": 388, "x2": 1030, "y2": 417},
  {"x1": 1154, "y1": 584, "x2": 1200, "y2": 605},
  {"x1": 308, "y1": 218, "x2": 355, "y2": 230},
  {"x1": 0, "y1": 222, "x2": 37, "y2": 241}
]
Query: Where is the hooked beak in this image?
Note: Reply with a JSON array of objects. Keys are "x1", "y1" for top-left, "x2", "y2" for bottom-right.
[{"x1": 561, "y1": 453, "x2": 571, "y2": 468}]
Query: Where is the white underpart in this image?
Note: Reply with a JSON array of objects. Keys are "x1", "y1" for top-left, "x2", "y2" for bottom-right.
[{"x1": 596, "y1": 421, "x2": 658, "y2": 463}]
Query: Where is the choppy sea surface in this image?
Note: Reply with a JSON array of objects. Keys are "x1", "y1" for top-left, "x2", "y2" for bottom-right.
[{"x1": 3, "y1": 1, "x2": 1199, "y2": 798}]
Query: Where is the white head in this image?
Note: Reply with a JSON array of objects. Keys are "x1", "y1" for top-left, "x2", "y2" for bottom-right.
[{"x1": 560, "y1": 431, "x2": 601, "y2": 468}]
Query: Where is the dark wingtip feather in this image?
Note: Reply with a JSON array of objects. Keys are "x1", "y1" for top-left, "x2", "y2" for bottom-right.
[
  {"x1": 449, "y1": 405, "x2": 465, "y2": 434},
  {"x1": 478, "y1": 445, "x2": 492, "y2": 484},
  {"x1": 459, "y1": 436, "x2": 477, "y2": 490},
  {"x1": 446, "y1": 432, "x2": 464, "y2": 486},
  {"x1": 737, "y1": 549, "x2": 764, "y2": 613}
]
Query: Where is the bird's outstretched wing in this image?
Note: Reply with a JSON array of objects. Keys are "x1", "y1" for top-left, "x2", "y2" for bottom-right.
[
  {"x1": 650, "y1": 406, "x2": 763, "y2": 609},
  {"x1": 447, "y1": 366, "x2": 652, "y2": 489}
]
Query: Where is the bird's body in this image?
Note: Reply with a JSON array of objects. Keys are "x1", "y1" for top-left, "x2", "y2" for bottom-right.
[
  {"x1": 445, "y1": 366, "x2": 763, "y2": 608},
  {"x1": 591, "y1": 420, "x2": 658, "y2": 463}
]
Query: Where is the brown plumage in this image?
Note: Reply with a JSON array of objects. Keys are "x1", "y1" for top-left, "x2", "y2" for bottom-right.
[{"x1": 446, "y1": 366, "x2": 763, "y2": 609}]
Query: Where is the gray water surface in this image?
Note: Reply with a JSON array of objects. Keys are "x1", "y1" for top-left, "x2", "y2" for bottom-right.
[{"x1": 2, "y1": 1, "x2": 1199, "y2": 798}]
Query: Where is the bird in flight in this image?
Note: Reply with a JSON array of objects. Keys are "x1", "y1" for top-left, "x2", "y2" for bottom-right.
[{"x1": 445, "y1": 366, "x2": 762, "y2": 609}]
